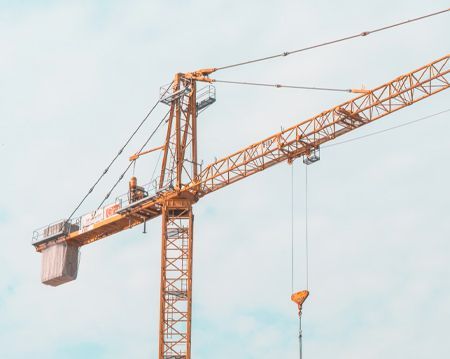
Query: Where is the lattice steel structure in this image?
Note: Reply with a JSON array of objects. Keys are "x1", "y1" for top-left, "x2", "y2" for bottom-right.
[
  {"x1": 33, "y1": 54, "x2": 449, "y2": 359},
  {"x1": 159, "y1": 197, "x2": 194, "y2": 359},
  {"x1": 159, "y1": 75, "x2": 199, "y2": 190},
  {"x1": 194, "y1": 55, "x2": 449, "y2": 196}
]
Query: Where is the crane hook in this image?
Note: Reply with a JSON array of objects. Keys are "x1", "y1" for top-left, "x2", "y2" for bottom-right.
[
  {"x1": 291, "y1": 290, "x2": 309, "y2": 359},
  {"x1": 291, "y1": 290, "x2": 309, "y2": 315}
]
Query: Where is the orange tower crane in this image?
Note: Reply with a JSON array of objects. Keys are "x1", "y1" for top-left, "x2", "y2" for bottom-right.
[{"x1": 33, "y1": 54, "x2": 449, "y2": 358}]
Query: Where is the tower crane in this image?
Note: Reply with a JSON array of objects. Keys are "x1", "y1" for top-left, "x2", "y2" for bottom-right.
[
  {"x1": 31, "y1": 8, "x2": 450, "y2": 359},
  {"x1": 32, "y1": 52, "x2": 449, "y2": 358}
]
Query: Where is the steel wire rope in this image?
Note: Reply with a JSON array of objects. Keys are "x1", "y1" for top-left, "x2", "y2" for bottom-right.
[
  {"x1": 291, "y1": 164, "x2": 295, "y2": 294},
  {"x1": 214, "y1": 8, "x2": 449, "y2": 72},
  {"x1": 65, "y1": 83, "x2": 173, "y2": 223},
  {"x1": 151, "y1": 146, "x2": 164, "y2": 183},
  {"x1": 299, "y1": 313, "x2": 303, "y2": 359},
  {"x1": 96, "y1": 108, "x2": 171, "y2": 210},
  {"x1": 214, "y1": 79, "x2": 353, "y2": 93},
  {"x1": 305, "y1": 165, "x2": 309, "y2": 291},
  {"x1": 296, "y1": 164, "x2": 310, "y2": 359},
  {"x1": 294, "y1": 108, "x2": 450, "y2": 358},
  {"x1": 323, "y1": 109, "x2": 450, "y2": 148}
]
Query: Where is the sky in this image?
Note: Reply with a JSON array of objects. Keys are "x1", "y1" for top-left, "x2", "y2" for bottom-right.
[{"x1": 0, "y1": 1, "x2": 449, "y2": 358}]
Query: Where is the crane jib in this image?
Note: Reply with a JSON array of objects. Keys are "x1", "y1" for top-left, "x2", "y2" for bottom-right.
[{"x1": 32, "y1": 54, "x2": 449, "y2": 252}]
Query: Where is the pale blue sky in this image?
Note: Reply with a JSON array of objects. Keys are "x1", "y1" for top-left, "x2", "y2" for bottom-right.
[{"x1": 0, "y1": 1, "x2": 449, "y2": 358}]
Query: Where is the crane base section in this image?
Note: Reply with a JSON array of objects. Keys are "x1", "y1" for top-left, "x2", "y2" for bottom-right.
[
  {"x1": 159, "y1": 198, "x2": 194, "y2": 359},
  {"x1": 41, "y1": 243, "x2": 79, "y2": 286}
]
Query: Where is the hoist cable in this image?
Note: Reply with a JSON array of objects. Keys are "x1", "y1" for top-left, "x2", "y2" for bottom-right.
[
  {"x1": 323, "y1": 109, "x2": 450, "y2": 149},
  {"x1": 65, "y1": 83, "x2": 173, "y2": 222},
  {"x1": 305, "y1": 165, "x2": 309, "y2": 291},
  {"x1": 291, "y1": 164, "x2": 295, "y2": 294},
  {"x1": 295, "y1": 165, "x2": 310, "y2": 359},
  {"x1": 299, "y1": 315, "x2": 303, "y2": 359},
  {"x1": 215, "y1": 8, "x2": 449, "y2": 72},
  {"x1": 96, "y1": 109, "x2": 170, "y2": 210},
  {"x1": 214, "y1": 79, "x2": 353, "y2": 93},
  {"x1": 290, "y1": 164, "x2": 304, "y2": 359}
]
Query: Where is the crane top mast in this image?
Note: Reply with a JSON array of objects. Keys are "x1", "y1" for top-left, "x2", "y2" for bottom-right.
[{"x1": 157, "y1": 70, "x2": 218, "y2": 192}]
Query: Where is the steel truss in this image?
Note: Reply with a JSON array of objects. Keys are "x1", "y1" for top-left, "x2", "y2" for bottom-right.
[{"x1": 159, "y1": 197, "x2": 194, "y2": 359}]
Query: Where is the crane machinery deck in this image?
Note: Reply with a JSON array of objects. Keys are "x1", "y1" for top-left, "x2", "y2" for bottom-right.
[{"x1": 31, "y1": 9, "x2": 450, "y2": 359}]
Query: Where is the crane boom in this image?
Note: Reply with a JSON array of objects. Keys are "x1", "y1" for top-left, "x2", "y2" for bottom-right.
[
  {"x1": 32, "y1": 54, "x2": 449, "y2": 252},
  {"x1": 194, "y1": 54, "x2": 449, "y2": 196}
]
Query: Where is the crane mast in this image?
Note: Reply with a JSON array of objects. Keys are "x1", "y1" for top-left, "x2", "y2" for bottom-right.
[
  {"x1": 159, "y1": 197, "x2": 194, "y2": 358},
  {"x1": 157, "y1": 75, "x2": 198, "y2": 358},
  {"x1": 32, "y1": 54, "x2": 449, "y2": 359}
]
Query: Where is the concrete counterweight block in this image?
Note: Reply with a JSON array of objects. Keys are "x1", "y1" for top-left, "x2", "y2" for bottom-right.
[{"x1": 41, "y1": 242, "x2": 79, "y2": 286}]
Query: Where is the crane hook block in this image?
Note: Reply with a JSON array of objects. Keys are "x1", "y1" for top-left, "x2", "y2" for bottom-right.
[{"x1": 291, "y1": 290, "x2": 309, "y2": 314}]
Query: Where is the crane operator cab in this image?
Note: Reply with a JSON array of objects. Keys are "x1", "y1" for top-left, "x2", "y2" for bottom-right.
[{"x1": 128, "y1": 176, "x2": 148, "y2": 203}]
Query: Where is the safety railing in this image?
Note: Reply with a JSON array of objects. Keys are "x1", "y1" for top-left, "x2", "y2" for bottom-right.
[
  {"x1": 159, "y1": 82, "x2": 216, "y2": 113},
  {"x1": 32, "y1": 177, "x2": 163, "y2": 246},
  {"x1": 196, "y1": 84, "x2": 216, "y2": 110}
]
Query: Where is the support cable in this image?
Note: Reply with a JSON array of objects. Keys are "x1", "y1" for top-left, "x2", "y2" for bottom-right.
[
  {"x1": 323, "y1": 109, "x2": 450, "y2": 148},
  {"x1": 151, "y1": 146, "x2": 164, "y2": 182},
  {"x1": 214, "y1": 79, "x2": 353, "y2": 93},
  {"x1": 215, "y1": 8, "x2": 449, "y2": 72},
  {"x1": 96, "y1": 109, "x2": 171, "y2": 210},
  {"x1": 66, "y1": 83, "x2": 173, "y2": 222}
]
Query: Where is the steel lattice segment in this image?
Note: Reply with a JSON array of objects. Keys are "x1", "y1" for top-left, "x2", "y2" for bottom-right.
[
  {"x1": 160, "y1": 76, "x2": 198, "y2": 190},
  {"x1": 195, "y1": 54, "x2": 449, "y2": 196},
  {"x1": 159, "y1": 198, "x2": 194, "y2": 359}
]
